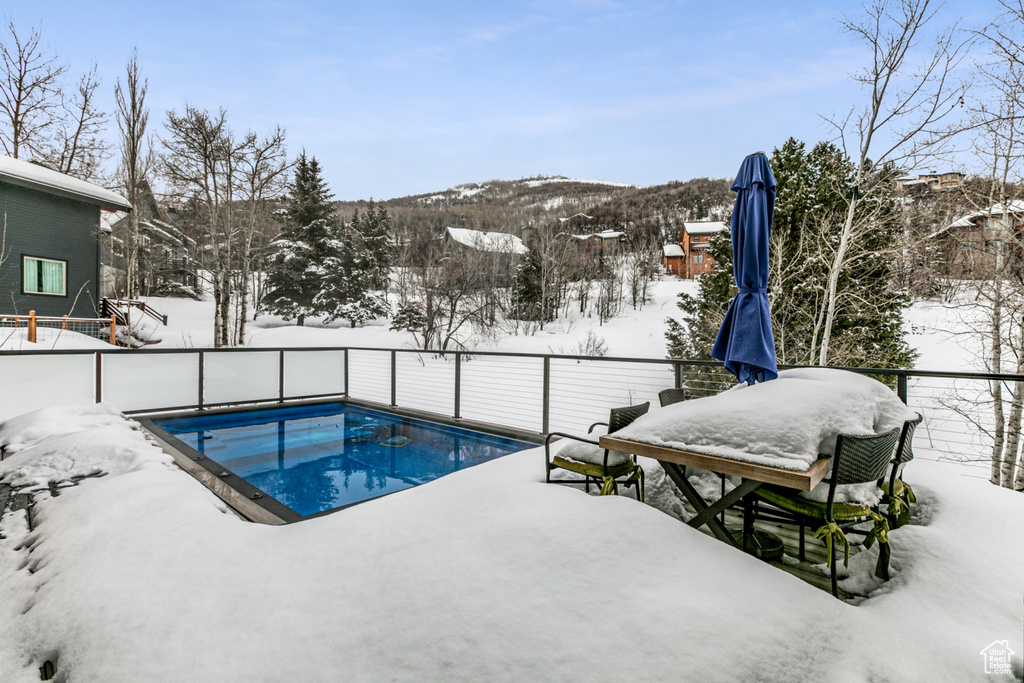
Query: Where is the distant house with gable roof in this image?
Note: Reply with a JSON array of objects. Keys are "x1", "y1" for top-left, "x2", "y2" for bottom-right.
[
  {"x1": 929, "y1": 200, "x2": 1024, "y2": 278},
  {"x1": 444, "y1": 226, "x2": 527, "y2": 256},
  {"x1": 663, "y1": 220, "x2": 727, "y2": 279}
]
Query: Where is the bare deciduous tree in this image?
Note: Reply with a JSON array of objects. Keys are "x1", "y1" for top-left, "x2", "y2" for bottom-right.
[
  {"x1": 46, "y1": 64, "x2": 111, "y2": 182},
  {"x1": 819, "y1": 0, "x2": 968, "y2": 364},
  {"x1": 233, "y1": 127, "x2": 288, "y2": 344},
  {"x1": 0, "y1": 21, "x2": 66, "y2": 159},
  {"x1": 115, "y1": 49, "x2": 151, "y2": 315}
]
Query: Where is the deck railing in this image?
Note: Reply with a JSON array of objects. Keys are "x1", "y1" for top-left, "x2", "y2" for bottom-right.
[
  {"x1": 0, "y1": 311, "x2": 117, "y2": 345},
  {"x1": 0, "y1": 345, "x2": 1020, "y2": 479}
]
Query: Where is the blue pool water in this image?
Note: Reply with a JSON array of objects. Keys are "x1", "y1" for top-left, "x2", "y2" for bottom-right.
[{"x1": 154, "y1": 403, "x2": 533, "y2": 517}]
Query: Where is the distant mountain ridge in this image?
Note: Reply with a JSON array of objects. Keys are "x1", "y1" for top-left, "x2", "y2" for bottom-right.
[{"x1": 335, "y1": 175, "x2": 733, "y2": 240}]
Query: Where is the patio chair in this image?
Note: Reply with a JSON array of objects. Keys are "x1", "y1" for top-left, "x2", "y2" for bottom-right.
[
  {"x1": 658, "y1": 387, "x2": 691, "y2": 407},
  {"x1": 545, "y1": 402, "x2": 650, "y2": 501},
  {"x1": 880, "y1": 413, "x2": 923, "y2": 529},
  {"x1": 746, "y1": 426, "x2": 902, "y2": 597}
]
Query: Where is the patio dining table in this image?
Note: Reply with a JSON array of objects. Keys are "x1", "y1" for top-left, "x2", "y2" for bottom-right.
[
  {"x1": 598, "y1": 433, "x2": 829, "y2": 545},
  {"x1": 597, "y1": 367, "x2": 916, "y2": 548}
]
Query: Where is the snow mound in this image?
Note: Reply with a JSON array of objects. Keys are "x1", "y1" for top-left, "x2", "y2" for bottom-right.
[
  {"x1": 615, "y1": 368, "x2": 917, "y2": 472},
  {"x1": 0, "y1": 424, "x2": 169, "y2": 492},
  {"x1": 0, "y1": 404, "x2": 129, "y2": 455}
]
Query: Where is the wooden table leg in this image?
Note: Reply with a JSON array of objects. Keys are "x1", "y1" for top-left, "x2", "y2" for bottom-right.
[{"x1": 660, "y1": 462, "x2": 762, "y2": 545}]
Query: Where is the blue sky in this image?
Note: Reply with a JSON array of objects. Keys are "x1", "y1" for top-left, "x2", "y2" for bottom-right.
[{"x1": 3, "y1": 1, "x2": 993, "y2": 200}]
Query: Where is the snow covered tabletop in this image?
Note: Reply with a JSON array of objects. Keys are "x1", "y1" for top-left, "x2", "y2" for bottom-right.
[{"x1": 613, "y1": 367, "x2": 918, "y2": 473}]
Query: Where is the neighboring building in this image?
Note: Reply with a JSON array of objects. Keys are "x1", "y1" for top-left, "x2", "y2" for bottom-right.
[
  {"x1": 444, "y1": 227, "x2": 528, "y2": 255},
  {"x1": 663, "y1": 221, "x2": 728, "y2": 279},
  {"x1": 0, "y1": 156, "x2": 131, "y2": 317},
  {"x1": 929, "y1": 201, "x2": 1024, "y2": 278},
  {"x1": 101, "y1": 200, "x2": 199, "y2": 298},
  {"x1": 662, "y1": 243, "x2": 685, "y2": 276},
  {"x1": 896, "y1": 171, "x2": 965, "y2": 191},
  {"x1": 571, "y1": 230, "x2": 624, "y2": 253}
]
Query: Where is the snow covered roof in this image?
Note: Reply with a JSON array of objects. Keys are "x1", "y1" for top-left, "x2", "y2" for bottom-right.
[
  {"x1": 573, "y1": 230, "x2": 624, "y2": 241},
  {"x1": 683, "y1": 221, "x2": 727, "y2": 236},
  {"x1": 663, "y1": 244, "x2": 684, "y2": 257},
  {"x1": 445, "y1": 227, "x2": 528, "y2": 254},
  {"x1": 0, "y1": 155, "x2": 132, "y2": 211},
  {"x1": 558, "y1": 213, "x2": 595, "y2": 223},
  {"x1": 99, "y1": 210, "x2": 128, "y2": 234},
  {"x1": 935, "y1": 200, "x2": 1024, "y2": 237}
]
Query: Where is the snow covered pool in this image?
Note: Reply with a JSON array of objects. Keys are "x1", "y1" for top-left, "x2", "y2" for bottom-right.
[{"x1": 146, "y1": 403, "x2": 535, "y2": 519}]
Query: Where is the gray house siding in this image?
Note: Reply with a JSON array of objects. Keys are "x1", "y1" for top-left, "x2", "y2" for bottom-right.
[{"x1": 0, "y1": 180, "x2": 102, "y2": 317}]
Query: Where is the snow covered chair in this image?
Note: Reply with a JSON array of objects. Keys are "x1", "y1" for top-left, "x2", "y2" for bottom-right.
[
  {"x1": 747, "y1": 426, "x2": 902, "y2": 597},
  {"x1": 544, "y1": 403, "x2": 650, "y2": 501},
  {"x1": 881, "y1": 413, "x2": 923, "y2": 529}
]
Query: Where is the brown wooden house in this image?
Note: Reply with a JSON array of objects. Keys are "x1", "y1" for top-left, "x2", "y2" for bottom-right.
[
  {"x1": 663, "y1": 221, "x2": 727, "y2": 279},
  {"x1": 929, "y1": 201, "x2": 1024, "y2": 279}
]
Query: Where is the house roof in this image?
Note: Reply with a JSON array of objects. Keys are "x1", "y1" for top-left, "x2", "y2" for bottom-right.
[
  {"x1": 573, "y1": 230, "x2": 624, "y2": 241},
  {"x1": 663, "y1": 244, "x2": 684, "y2": 257},
  {"x1": 934, "y1": 200, "x2": 1024, "y2": 237},
  {"x1": 0, "y1": 155, "x2": 132, "y2": 212},
  {"x1": 683, "y1": 221, "x2": 727, "y2": 236},
  {"x1": 445, "y1": 226, "x2": 527, "y2": 254}
]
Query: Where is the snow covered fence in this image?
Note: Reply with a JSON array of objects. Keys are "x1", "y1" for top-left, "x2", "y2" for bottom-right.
[{"x1": 0, "y1": 346, "x2": 1020, "y2": 474}]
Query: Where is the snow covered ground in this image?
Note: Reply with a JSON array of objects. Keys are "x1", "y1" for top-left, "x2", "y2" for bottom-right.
[
  {"x1": 136, "y1": 277, "x2": 695, "y2": 359},
  {"x1": 0, "y1": 283, "x2": 1022, "y2": 680},
  {"x1": 0, "y1": 402, "x2": 1021, "y2": 681}
]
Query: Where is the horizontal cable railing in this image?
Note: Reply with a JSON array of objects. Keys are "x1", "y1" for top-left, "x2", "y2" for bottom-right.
[{"x1": 1, "y1": 345, "x2": 1022, "y2": 476}]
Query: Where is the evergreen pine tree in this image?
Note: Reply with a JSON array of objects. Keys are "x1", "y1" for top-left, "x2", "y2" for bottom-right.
[
  {"x1": 667, "y1": 137, "x2": 915, "y2": 371},
  {"x1": 513, "y1": 231, "x2": 554, "y2": 322},
  {"x1": 360, "y1": 200, "x2": 396, "y2": 291},
  {"x1": 317, "y1": 203, "x2": 393, "y2": 327},
  {"x1": 262, "y1": 153, "x2": 341, "y2": 325}
]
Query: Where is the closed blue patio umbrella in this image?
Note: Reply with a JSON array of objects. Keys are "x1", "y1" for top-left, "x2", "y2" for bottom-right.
[{"x1": 710, "y1": 152, "x2": 778, "y2": 384}]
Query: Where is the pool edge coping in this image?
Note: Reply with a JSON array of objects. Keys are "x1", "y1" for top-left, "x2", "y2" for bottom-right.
[{"x1": 138, "y1": 418, "x2": 300, "y2": 525}]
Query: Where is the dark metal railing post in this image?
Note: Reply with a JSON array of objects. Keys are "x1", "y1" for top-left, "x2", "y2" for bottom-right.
[
  {"x1": 454, "y1": 352, "x2": 462, "y2": 419},
  {"x1": 897, "y1": 372, "x2": 908, "y2": 405},
  {"x1": 198, "y1": 351, "x2": 205, "y2": 410},
  {"x1": 343, "y1": 349, "x2": 349, "y2": 397},
  {"x1": 674, "y1": 362, "x2": 682, "y2": 389},
  {"x1": 542, "y1": 356, "x2": 551, "y2": 434},
  {"x1": 391, "y1": 350, "x2": 397, "y2": 407},
  {"x1": 95, "y1": 352, "x2": 102, "y2": 403},
  {"x1": 279, "y1": 350, "x2": 285, "y2": 403}
]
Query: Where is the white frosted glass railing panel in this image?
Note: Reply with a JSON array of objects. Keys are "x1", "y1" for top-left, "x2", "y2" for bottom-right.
[
  {"x1": 395, "y1": 352, "x2": 455, "y2": 417},
  {"x1": 548, "y1": 359, "x2": 673, "y2": 434},
  {"x1": 103, "y1": 353, "x2": 199, "y2": 412},
  {"x1": 204, "y1": 351, "x2": 279, "y2": 405},
  {"x1": 284, "y1": 350, "x2": 346, "y2": 398},
  {"x1": 346, "y1": 350, "x2": 392, "y2": 405},
  {"x1": 459, "y1": 355, "x2": 543, "y2": 432},
  {"x1": 0, "y1": 354, "x2": 95, "y2": 420}
]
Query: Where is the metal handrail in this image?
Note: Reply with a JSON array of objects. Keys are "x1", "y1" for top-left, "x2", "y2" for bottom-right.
[{"x1": 1, "y1": 343, "x2": 1022, "y2": 385}]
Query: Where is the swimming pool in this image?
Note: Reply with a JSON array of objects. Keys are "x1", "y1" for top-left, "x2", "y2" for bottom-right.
[{"x1": 149, "y1": 402, "x2": 534, "y2": 518}]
